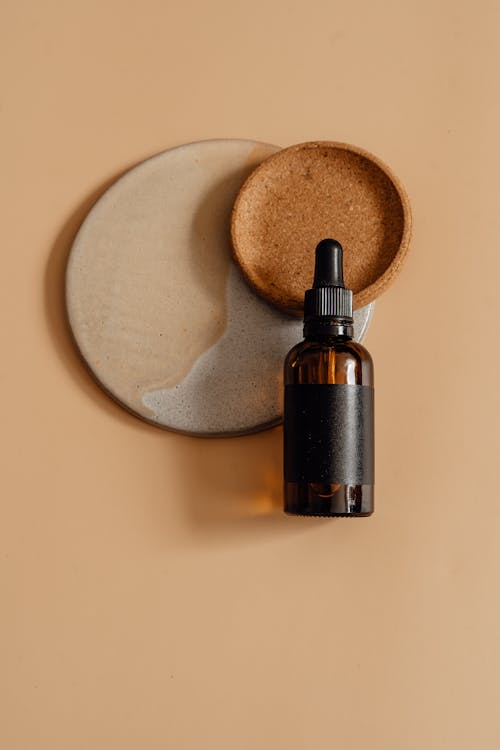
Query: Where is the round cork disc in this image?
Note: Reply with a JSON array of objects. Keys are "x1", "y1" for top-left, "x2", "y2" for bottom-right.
[
  {"x1": 231, "y1": 141, "x2": 412, "y2": 314},
  {"x1": 65, "y1": 139, "x2": 376, "y2": 436}
]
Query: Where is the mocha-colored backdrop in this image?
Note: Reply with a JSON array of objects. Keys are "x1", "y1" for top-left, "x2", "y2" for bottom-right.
[{"x1": 2, "y1": 1, "x2": 499, "y2": 748}]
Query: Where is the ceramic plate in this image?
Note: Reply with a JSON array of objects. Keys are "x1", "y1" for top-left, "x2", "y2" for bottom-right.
[{"x1": 66, "y1": 139, "x2": 375, "y2": 436}]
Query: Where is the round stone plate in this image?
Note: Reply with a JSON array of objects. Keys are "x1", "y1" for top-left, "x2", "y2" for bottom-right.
[{"x1": 66, "y1": 139, "x2": 375, "y2": 436}]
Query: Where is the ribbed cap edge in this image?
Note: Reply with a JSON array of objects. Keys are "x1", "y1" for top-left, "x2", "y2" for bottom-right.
[{"x1": 304, "y1": 286, "x2": 353, "y2": 321}]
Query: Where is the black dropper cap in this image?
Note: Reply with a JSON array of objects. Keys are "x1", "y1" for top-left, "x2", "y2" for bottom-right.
[{"x1": 304, "y1": 239, "x2": 353, "y2": 334}]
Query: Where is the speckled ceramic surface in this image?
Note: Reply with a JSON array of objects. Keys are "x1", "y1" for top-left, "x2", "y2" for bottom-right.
[{"x1": 66, "y1": 139, "x2": 375, "y2": 436}]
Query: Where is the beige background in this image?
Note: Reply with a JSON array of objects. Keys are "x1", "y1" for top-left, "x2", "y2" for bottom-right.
[{"x1": 1, "y1": 1, "x2": 500, "y2": 748}]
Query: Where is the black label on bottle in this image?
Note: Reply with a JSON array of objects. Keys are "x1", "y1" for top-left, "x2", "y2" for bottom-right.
[{"x1": 284, "y1": 384, "x2": 374, "y2": 484}]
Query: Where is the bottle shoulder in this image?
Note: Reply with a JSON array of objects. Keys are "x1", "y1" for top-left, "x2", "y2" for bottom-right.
[
  {"x1": 284, "y1": 337, "x2": 373, "y2": 385},
  {"x1": 343, "y1": 340, "x2": 373, "y2": 367},
  {"x1": 285, "y1": 338, "x2": 373, "y2": 364}
]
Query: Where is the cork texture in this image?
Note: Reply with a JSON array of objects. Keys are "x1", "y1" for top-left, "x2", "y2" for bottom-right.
[{"x1": 231, "y1": 141, "x2": 412, "y2": 313}]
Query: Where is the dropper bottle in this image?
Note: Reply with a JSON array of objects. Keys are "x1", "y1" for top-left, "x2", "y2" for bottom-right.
[{"x1": 283, "y1": 239, "x2": 374, "y2": 516}]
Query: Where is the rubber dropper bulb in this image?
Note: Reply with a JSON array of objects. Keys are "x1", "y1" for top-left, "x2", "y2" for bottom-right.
[{"x1": 313, "y1": 239, "x2": 345, "y2": 288}]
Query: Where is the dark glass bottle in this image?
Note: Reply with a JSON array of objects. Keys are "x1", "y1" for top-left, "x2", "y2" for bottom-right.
[{"x1": 283, "y1": 240, "x2": 374, "y2": 517}]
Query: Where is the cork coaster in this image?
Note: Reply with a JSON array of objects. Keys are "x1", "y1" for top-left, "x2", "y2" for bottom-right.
[{"x1": 231, "y1": 141, "x2": 412, "y2": 313}]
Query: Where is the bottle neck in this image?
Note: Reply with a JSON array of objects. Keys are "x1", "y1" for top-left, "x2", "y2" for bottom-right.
[{"x1": 303, "y1": 318, "x2": 354, "y2": 340}]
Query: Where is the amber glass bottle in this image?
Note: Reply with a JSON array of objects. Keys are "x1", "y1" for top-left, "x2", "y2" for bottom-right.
[{"x1": 283, "y1": 239, "x2": 374, "y2": 517}]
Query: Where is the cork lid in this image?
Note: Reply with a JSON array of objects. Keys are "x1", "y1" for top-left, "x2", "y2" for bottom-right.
[{"x1": 231, "y1": 141, "x2": 412, "y2": 314}]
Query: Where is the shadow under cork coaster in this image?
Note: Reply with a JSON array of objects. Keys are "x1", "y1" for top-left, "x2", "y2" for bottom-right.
[{"x1": 231, "y1": 141, "x2": 412, "y2": 315}]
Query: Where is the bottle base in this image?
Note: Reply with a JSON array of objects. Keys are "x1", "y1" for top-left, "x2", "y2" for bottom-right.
[
  {"x1": 284, "y1": 482, "x2": 374, "y2": 517},
  {"x1": 284, "y1": 511, "x2": 373, "y2": 518}
]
